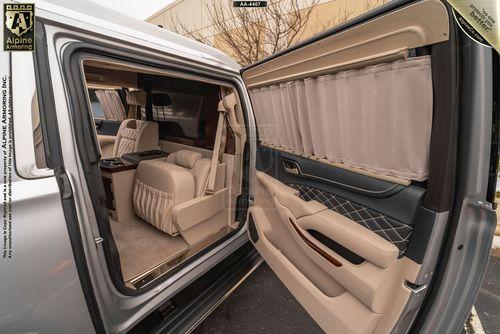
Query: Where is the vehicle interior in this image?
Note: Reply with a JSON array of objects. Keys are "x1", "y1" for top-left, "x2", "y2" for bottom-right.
[
  {"x1": 17, "y1": 0, "x2": 496, "y2": 332},
  {"x1": 83, "y1": 59, "x2": 246, "y2": 289}
]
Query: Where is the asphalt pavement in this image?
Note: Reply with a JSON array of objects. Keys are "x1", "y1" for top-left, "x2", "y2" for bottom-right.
[
  {"x1": 474, "y1": 254, "x2": 500, "y2": 333},
  {"x1": 193, "y1": 263, "x2": 321, "y2": 334},
  {"x1": 194, "y1": 256, "x2": 499, "y2": 333}
]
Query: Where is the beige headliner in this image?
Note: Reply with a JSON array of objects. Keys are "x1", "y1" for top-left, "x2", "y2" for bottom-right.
[{"x1": 242, "y1": 0, "x2": 449, "y2": 88}]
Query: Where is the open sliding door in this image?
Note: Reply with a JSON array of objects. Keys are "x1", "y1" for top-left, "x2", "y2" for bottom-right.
[{"x1": 243, "y1": 1, "x2": 455, "y2": 333}]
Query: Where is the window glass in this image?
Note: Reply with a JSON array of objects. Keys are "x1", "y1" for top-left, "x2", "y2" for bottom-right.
[{"x1": 151, "y1": 92, "x2": 204, "y2": 139}]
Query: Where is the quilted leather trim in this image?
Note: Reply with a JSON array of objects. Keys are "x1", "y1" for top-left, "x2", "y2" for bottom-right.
[{"x1": 287, "y1": 183, "x2": 412, "y2": 258}]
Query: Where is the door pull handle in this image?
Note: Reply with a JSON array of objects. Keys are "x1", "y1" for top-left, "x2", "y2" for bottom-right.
[{"x1": 283, "y1": 160, "x2": 300, "y2": 175}]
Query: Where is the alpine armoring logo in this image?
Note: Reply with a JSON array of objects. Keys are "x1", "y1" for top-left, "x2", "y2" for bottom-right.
[{"x1": 3, "y1": 3, "x2": 35, "y2": 51}]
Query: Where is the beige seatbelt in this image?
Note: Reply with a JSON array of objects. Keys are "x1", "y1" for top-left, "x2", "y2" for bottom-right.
[
  {"x1": 206, "y1": 93, "x2": 241, "y2": 194},
  {"x1": 206, "y1": 103, "x2": 227, "y2": 194}
]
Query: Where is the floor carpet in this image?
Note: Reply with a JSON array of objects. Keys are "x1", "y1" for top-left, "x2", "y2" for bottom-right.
[{"x1": 110, "y1": 217, "x2": 187, "y2": 281}]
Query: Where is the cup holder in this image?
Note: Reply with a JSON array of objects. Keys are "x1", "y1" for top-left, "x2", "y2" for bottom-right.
[{"x1": 101, "y1": 157, "x2": 126, "y2": 168}]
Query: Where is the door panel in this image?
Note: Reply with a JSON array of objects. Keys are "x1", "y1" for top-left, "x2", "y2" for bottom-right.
[
  {"x1": 249, "y1": 170, "x2": 421, "y2": 333},
  {"x1": 244, "y1": 1, "x2": 452, "y2": 332},
  {"x1": 257, "y1": 146, "x2": 424, "y2": 259}
]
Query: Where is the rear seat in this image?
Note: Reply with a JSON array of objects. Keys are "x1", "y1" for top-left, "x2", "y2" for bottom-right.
[
  {"x1": 133, "y1": 150, "x2": 223, "y2": 238},
  {"x1": 113, "y1": 119, "x2": 159, "y2": 157},
  {"x1": 112, "y1": 91, "x2": 159, "y2": 157}
]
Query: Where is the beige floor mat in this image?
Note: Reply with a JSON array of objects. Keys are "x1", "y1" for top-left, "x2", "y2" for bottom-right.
[{"x1": 110, "y1": 217, "x2": 188, "y2": 282}]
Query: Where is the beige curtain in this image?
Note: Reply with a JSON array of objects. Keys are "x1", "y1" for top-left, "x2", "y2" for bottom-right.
[
  {"x1": 95, "y1": 90, "x2": 126, "y2": 121},
  {"x1": 249, "y1": 56, "x2": 433, "y2": 181}
]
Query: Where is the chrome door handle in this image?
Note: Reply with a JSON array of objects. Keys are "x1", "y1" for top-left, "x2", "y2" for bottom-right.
[
  {"x1": 283, "y1": 160, "x2": 300, "y2": 175},
  {"x1": 284, "y1": 165, "x2": 299, "y2": 175}
]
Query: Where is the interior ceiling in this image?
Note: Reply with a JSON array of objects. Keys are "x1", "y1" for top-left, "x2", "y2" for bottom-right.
[
  {"x1": 84, "y1": 64, "x2": 138, "y2": 88},
  {"x1": 242, "y1": 0, "x2": 449, "y2": 88}
]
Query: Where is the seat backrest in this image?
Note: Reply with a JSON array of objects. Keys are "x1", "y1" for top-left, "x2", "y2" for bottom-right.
[
  {"x1": 166, "y1": 150, "x2": 211, "y2": 197},
  {"x1": 113, "y1": 119, "x2": 159, "y2": 157}
]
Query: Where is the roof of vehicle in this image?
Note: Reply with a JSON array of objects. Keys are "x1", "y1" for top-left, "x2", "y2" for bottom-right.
[{"x1": 35, "y1": 0, "x2": 241, "y2": 72}]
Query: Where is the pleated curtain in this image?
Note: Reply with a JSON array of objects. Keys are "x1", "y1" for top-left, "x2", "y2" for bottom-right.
[
  {"x1": 95, "y1": 90, "x2": 126, "y2": 121},
  {"x1": 249, "y1": 56, "x2": 433, "y2": 181}
]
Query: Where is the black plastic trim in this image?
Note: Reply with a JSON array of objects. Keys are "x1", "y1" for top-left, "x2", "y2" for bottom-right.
[
  {"x1": 422, "y1": 7, "x2": 460, "y2": 212},
  {"x1": 247, "y1": 213, "x2": 259, "y2": 243},
  {"x1": 486, "y1": 52, "x2": 499, "y2": 205},
  {"x1": 33, "y1": 22, "x2": 64, "y2": 169},
  {"x1": 405, "y1": 207, "x2": 438, "y2": 264},
  {"x1": 280, "y1": 156, "x2": 401, "y2": 197},
  {"x1": 258, "y1": 146, "x2": 404, "y2": 198}
]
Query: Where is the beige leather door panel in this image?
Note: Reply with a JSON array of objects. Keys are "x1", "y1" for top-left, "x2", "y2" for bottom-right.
[{"x1": 250, "y1": 171, "x2": 420, "y2": 333}]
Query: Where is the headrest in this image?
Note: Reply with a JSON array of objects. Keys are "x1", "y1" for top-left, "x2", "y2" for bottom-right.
[
  {"x1": 175, "y1": 150, "x2": 202, "y2": 169},
  {"x1": 152, "y1": 93, "x2": 171, "y2": 106},
  {"x1": 127, "y1": 91, "x2": 146, "y2": 106}
]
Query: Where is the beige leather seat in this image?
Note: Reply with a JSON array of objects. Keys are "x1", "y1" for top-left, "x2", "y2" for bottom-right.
[
  {"x1": 113, "y1": 119, "x2": 159, "y2": 157},
  {"x1": 133, "y1": 150, "x2": 211, "y2": 235}
]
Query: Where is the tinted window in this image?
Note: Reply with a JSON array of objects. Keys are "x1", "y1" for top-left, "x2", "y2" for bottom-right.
[{"x1": 152, "y1": 92, "x2": 204, "y2": 139}]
